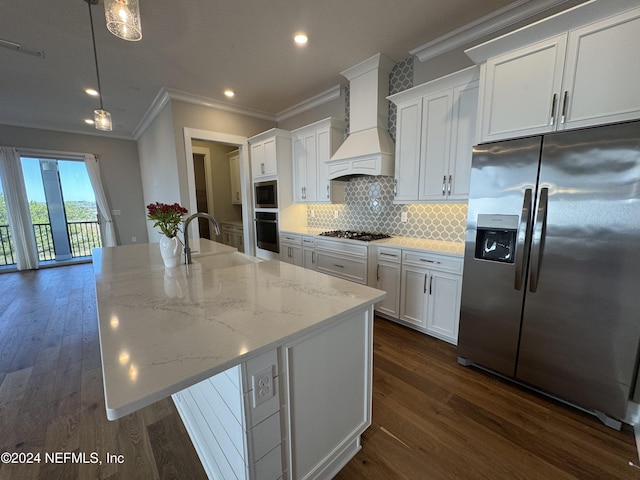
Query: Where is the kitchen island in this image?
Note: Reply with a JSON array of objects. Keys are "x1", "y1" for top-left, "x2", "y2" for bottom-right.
[{"x1": 92, "y1": 239, "x2": 385, "y2": 480}]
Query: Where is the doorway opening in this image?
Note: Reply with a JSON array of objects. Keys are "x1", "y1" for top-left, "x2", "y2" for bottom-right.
[{"x1": 183, "y1": 128, "x2": 252, "y2": 256}]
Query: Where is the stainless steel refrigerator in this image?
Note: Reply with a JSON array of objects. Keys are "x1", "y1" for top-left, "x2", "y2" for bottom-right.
[{"x1": 457, "y1": 120, "x2": 640, "y2": 427}]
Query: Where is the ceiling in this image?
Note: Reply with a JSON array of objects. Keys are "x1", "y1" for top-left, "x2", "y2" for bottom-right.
[{"x1": 2, "y1": 0, "x2": 569, "y2": 139}]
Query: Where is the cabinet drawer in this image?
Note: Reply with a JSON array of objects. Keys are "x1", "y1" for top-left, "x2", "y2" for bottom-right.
[
  {"x1": 280, "y1": 233, "x2": 302, "y2": 245},
  {"x1": 377, "y1": 247, "x2": 401, "y2": 263},
  {"x1": 402, "y1": 250, "x2": 462, "y2": 274},
  {"x1": 302, "y1": 236, "x2": 315, "y2": 247},
  {"x1": 316, "y1": 252, "x2": 367, "y2": 284},
  {"x1": 315, "y1": 238, "x2": 367, "y2": 257}
]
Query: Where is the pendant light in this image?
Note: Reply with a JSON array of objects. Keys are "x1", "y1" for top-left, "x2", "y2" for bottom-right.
[
  {"x1": 86, "y1": 0, "x2": 112, "y2": 131},
  {"x1": 104, "y1": 0, "x2": 142, "y2": 42}
]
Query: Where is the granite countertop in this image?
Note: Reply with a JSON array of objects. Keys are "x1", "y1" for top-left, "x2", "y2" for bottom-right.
[
  {"x1": 92, "y1": 240, "x2": 385, "y2": 420},
  {"x1": 279, "y1": 228, "x2": 464, "y2": 256}
]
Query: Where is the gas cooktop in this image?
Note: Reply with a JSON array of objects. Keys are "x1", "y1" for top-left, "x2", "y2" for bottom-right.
[{"x1": 319, "y1": 230, "x2": 391, "y2": 242}]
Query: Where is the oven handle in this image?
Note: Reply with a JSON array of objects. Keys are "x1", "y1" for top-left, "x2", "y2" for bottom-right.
[{"x1": 254, "y1": 219, "x2": 278, "y2": 223}]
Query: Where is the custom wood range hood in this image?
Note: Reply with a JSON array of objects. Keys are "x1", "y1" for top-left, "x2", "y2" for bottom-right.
[{"x1": 327, "y1": 53, "x2": 395, "y2": 179}]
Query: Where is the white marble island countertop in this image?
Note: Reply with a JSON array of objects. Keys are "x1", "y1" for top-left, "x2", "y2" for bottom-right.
[{"x1": 92, "y1": 240, "x2": 385, "y2": 420}]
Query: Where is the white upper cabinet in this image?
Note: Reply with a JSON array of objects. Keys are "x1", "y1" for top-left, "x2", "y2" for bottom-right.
[
  {"x1": 561, "y1": 9, "x2": 640, "y2": 130},
  {"x1": 480, "y1": 34, "x2": 567, "y2": 141},
  {"x1": 249, "y1": 129, "x2": 291, "y2": 180},
  {"x1": 292, "y1": 118, "x2": 347, "y2": 204},
  {"x1": 389, "y1": 66, "x2": 479, "y2": 203},
  {"x1": 227, "y1": 150, "x2": 242, "y2": 205},
  {"x1": 471, "y1": 6, "x2": 640, "y2": 142}
]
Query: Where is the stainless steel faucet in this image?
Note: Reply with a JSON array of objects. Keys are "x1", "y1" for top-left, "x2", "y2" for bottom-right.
[{"x1": 183, "y1": 212, "x2": 221, "y2": 264}]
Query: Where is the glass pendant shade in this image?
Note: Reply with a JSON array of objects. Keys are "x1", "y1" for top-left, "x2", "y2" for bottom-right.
[
  {"x1": 104, "y1": 0, "x2": 142, "y2": 41},
  {"x1": 94, "y1": 108, "x2": 113, "y2": 131}
]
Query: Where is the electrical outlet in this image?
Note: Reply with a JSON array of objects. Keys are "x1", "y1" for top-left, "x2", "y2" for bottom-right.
[
  {"x1": 132, "y1": 236, "x2": 137, "y2": 243},
  {"x1": 310, "y1": 209, "x2": 315, "y2": 218},
  {"x1": 252, "y1": 366, "x2": 274, "y2": 408},
  {"x1": 333, "y1": 210, "x2": 339, "y2": 219},
  {"x1": 401, "y1": 212, "x2": 408, "y2": 222}
]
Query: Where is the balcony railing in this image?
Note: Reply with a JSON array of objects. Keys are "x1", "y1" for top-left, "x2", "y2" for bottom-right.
[{"x1": 0, "y1": 221, "x2": 102, "y2": 266}]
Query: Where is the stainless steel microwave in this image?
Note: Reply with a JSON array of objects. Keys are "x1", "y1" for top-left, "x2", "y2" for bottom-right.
[{"x1": 254, "y1": 180, "x2": 277, "y2": 208}]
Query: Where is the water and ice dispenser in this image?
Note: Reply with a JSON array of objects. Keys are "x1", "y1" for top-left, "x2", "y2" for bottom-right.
[{"x1": 474, "y1": 214, "x2": 519, "y2": 264}]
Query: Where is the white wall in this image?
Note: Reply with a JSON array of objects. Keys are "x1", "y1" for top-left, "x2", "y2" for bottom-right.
[
  {"x1": 0, "y1": 123, "x2": 147, "y2": 245},
  {"x1": 137, "y1": 103, "x2": 182, "y2": 242}
]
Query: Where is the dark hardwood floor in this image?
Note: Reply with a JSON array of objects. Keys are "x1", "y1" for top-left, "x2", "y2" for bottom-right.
[{"x1": 0, "y1": 263, "x2": 637, "y2": 479}]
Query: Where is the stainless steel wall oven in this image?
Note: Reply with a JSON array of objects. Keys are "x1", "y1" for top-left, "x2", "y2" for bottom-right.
[{"x1": 254, "y1": 212, "x2": 278, "y2": 253}]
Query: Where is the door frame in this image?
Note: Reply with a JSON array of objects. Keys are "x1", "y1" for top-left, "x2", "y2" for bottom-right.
[{"x1": 183, "y1": 128, "x2": 253, "y2": 255}]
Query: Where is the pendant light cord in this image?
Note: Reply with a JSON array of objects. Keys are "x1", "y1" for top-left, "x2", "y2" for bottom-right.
[{"x1": 87, "y1": 0, "x2": 105, "y2": 110}]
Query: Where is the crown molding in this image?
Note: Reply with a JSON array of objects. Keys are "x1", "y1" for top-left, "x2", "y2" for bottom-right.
[
  {"x1": 133, "y1": 87, "x2": 277, "y2": 140},
  {"x1": 409, "y1": 0, "x2": 577, "y2": 62},
  {"x1": 275, "y1": 85, "x2": 342, "y2": 123}
]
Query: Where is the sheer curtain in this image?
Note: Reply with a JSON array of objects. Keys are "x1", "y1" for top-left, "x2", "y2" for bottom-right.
[
  {"x1": 0, "y1": 146, "x2": 39, "y2": 270},
  {"x1": 84, "y1": 154, "x2": 117, "y2": 247}
]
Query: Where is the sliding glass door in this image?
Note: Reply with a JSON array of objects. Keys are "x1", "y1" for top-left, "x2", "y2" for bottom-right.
[{"x1": 20, "y1": 157, "x2": 102, "y2": 264}]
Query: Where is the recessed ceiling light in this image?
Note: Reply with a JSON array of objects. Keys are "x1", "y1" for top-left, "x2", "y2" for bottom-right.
[
  {"x1": 224, "y1": 89, "x2": 235, "y2": 98},
  {"x1": 85, "y1": 119, "x2": 94, "y2": 125},
  {"x1": 85, "y1": 88, "x2": 99, "y2": 96},
  {"x1": 294, "y1": 33, "x2": 308, "y2": 45}
]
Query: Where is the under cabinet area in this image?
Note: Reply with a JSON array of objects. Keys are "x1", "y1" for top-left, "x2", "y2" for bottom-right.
[
  {"x1": 388, "y1": 66, "x2": 478, "y2": 203},
  {"x1": 292, "y1": 117, "x2": 347, "y2": 204},
  {"x1": 469, "y1": 6, "x2": 640, "y2": 142}
]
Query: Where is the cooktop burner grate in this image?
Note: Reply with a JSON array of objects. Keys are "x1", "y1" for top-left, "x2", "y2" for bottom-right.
[{"x1": 319, "y1": 230, "x2": 391, "y2": 242}]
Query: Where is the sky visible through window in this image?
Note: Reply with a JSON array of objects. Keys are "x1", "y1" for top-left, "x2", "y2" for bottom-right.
[{"x1": 21, "y1": 157, "x2": 96, "y2": 203}]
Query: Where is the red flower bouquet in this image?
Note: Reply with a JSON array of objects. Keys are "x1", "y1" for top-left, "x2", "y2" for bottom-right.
[{"x1": 146, "y1": 202, "x2": 188, "y2": 238}]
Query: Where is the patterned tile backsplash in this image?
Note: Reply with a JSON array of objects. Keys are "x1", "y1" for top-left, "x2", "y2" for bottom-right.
[{"x1": 306, "y1": 176, "x2": 467, "y2": 243}]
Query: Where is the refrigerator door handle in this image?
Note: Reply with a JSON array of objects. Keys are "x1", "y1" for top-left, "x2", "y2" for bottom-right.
[
  {"x1": 515, "y1": 188, "x2": 533, "y2": 290},
  {"x1": 529, "y1": 187, "x2": 549, "y2": 293}
]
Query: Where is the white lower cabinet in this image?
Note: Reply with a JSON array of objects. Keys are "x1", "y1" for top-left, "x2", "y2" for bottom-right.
[
  {"x1": 280, "y1": 233, "x2": 303, "y2": 266},
  {"x1": 377, "y1": 248, "x2": 462, "y2": 345},
  {"x1": 221, "y1": 222, "x2": 245, "y2": 253},
  {"x1": 315, "y1": 238, "x2": 368, "y2": 285},
  {"x1": 302, "y1": 236, "x2": 317, "y2": 270},
  {"x1": 374, "y1": 247, "x2": 401, "y2": 318}
]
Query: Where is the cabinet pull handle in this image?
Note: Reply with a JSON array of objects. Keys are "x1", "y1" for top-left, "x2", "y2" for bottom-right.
[
  {"x1": 550, "y1": 93, "x2": 557, "y2": 125},
  {"x1": 442, "y1": 176, "x2": 446, "y2": 196},
  {"x1": 379, "y1": 252, "x2": 396, "y2": 258},
  {"x1": 429, "y1": 276, "x2": 433, "y2": 295},
  {"x1": 420, "y1": 258, "x2": 440, "y2": 264},
  {"x1": 393, "y1": 179, "x2": 397, "y2": 197},
  {"x1": 261, "y1": 162, "x2": 265, "y2": 174},
  {"x1": 447, "y1": 175, "x2": 452, "y2": 195},
  {"x1": 327, "y1": 184, "x2": 330, "y2": 198},
  {"x1": 561, "y1": 91, "x2": 569, "y2": 124},
  {"x1": 312, "y1": 251, "x2": 315, "y2": 263},
  {"x1": 377, "y1": 264, "x2": 380, "y2": 281},
  {"x1": 333, "y1": 263, "x2": 344, "y2": 268},
  {"x1": 423, "y1": 273, "x2": 428, "y2": 294}
]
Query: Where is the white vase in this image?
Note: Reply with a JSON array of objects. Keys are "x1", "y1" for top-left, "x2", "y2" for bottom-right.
[{"x1": 159, "y1": 235, "x2": 183, "y2": 268}]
